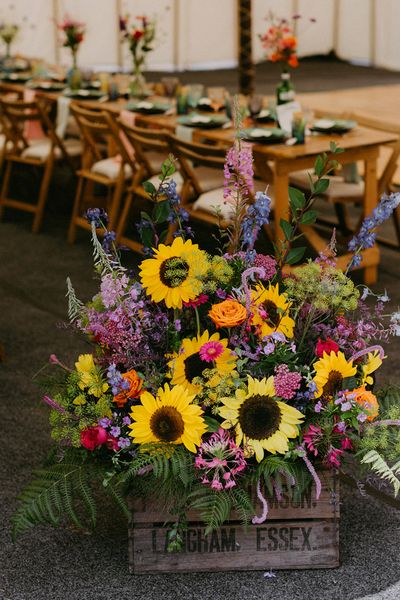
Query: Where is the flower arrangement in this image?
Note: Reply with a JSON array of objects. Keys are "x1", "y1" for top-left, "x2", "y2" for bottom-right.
[
  {"x1": 58, "y1": 16, "x2": 85, "y2": 57},
  {"x1": 260, "y1": 14, "x2": 303, "y2": 68},
  {"x1": 12, "y1": 126, "x2": 400, "y2": 549},
  {"x1": 119, "y1": 14, "x2": 156, "y2": 97},
  {"x1": 57, "y1": 16, "x2": 85, "y2": 90},
  {"x1": 0, "y1": 22, "x2": 19, "y2": 58}
]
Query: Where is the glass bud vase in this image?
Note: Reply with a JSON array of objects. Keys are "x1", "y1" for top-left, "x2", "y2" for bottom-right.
[
  {"x1": 67, "y1": 52, "x2": 82, "y2": 91},
  {"x1": 276, "y1": 69, "x2": 295, "y2": 105},
  {"x1": 129, "y1": 64, "x2": 147, "y2": 98}
]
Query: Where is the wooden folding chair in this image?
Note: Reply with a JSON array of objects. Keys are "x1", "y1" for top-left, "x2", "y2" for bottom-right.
[
  {"x1": 67, "y1": 103, "x2": 134, "y2": 243},
  {"x1": 0, "y1": 95, "x2": 82, "y2": 233},
  {"x1": 289, "y1": 117, "x2": 400, "y2": 249},
  {"x1": 167, "y1": 134, "x2": 273, "y2": 250},
  {"x1": 114, "y1": 122, "x2": 183, "y2": 252}
]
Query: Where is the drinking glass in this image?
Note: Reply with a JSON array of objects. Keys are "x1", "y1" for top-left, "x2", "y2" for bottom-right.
[
  {"x1": 161, "y1": 76, "x2": 180, "y2": 98},
  {"x1": 187, "y1": 84, "x2": 204, "y2": 109},
  {"x1": 248, "y1": 94, "x2": 263, "y2": 118}
]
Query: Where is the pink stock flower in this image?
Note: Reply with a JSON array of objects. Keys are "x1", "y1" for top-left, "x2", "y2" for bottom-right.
[{"x1": 199, "y1": 341, "x2": 224, "y2": 363}]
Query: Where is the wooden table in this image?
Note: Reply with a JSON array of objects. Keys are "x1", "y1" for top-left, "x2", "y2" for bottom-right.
[{"x1": 187, "y1": 125, "x2": 398, "y2": 284}]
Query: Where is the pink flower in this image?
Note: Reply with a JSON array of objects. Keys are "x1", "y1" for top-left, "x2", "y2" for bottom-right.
[
  {"x1": 195, "y1": 428, "x2": 247, "y2": 491},
  {"x1": 183, "y1": 293, "x2": 209, "y2": 308},
  {"x1": 340, "y1": 437, "x2": 353, "y2": 451},
  {"x1": 253, "y1": 254, "x2": 277, "y2": 280},
  {"x1": 199, "y1": 341, "x2": 224, "y2": 363},
  {"x1": 80, "y1": 426, "x2": 108, "y2": 451},
  {"x1": 303, "y1": 424, "x2": 323, "y2": 456},
  {"x1": 316, "y1": 337, "x2": 339, "y2": 358},
  {"x1": 274, "y1": 364, "x2": 302, "y2": 400},
  {"x1": 326, "y1": 447, "x2": 343, "y2": 468}
]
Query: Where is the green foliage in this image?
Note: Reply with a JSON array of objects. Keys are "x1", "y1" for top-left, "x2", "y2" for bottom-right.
[
  {"x1": 90, "y1": 222, "x2": 125, "y2": 277},
  {"x1": 360, "y1": 450, "x2": 400, "y2": 497},
  {"x1": 188, "y1": 487, "x2": 232, "y2": 535},
  {"x1": 66, "y1": 277, "x2": 84, "y2": 323}
]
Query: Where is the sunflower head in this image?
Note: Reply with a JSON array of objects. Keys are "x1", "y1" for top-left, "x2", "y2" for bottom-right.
[
  {"x1": 168, "y1": 330, "x2": 237, "y2": 394},
  {"x1": 139, "y1": 237, "x2": 209, "y2": 309},
  {"x1": 219, "y1": 376, "x2": 304, "y2": 461},
  {"x1": 129, "y1": 383, "x2": 206, "y2": 452},
  {"x1": 313, "y1": 351, "x2": 357, "y2": 399},
  {"x1": 251, "y1": 283, "x2": 295, "y2": 340}
]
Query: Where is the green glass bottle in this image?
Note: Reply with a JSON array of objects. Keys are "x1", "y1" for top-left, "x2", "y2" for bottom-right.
[{"x1": 276, "y1": 70, "x2": 295, "y2": 105}]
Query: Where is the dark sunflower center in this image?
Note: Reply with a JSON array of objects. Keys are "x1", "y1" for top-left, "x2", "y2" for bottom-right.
[
  {"x1": 159, "y1": 256, "x2": 189, "y2": 288},
  {"x1": 150, "y1": 406, "x2": 184, "y2": 442},
  {"x1": 238, "y1": 394, "x2": 282, "y2": 440},
  {"x1": 322, "y1": 370, "x2": 343, "y2": 397},
  {"x1": 262, "y1": 300, "x2": 280, "y2": 326},
  {"x1": 184, "y1": 353, "x2": 213, "y2": 383}
]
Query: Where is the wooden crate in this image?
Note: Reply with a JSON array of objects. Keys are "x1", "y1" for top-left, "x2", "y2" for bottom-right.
[{"x1": 128, "y1": 471, "x2": 339, "y2": 574}]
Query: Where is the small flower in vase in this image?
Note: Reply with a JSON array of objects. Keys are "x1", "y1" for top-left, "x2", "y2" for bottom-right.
[
  {"x1": 0, "y1": 23, "x2": 19, "y2": 59},
  {"x1": 58, "y1": 16, "x2": 86, "y2": 91},
  {"x1": 259, "y1": 13, "x2": 315, "y2": 105},
  {"x1": 119, "y1": 14, "x2": 156, "y2": 97}
]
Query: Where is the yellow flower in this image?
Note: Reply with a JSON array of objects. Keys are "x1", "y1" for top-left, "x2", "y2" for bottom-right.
[
  {"x1": 139, "y1": 237, "x2": 208, "y2": 309},
  {"x1": 129, "y1": 383, "x2": 207, "y2": 453},
  {"x1": 361, "y1": 351, "x2": 384, "y2": 386},
  {"x1": 74, "y1": 353, "x2": 109, "y2": 398},
  {"x1": 313, "y1": 351, "x2": 356, "y2": 399},
  {"x1": 251, "y1": 283, "x2": 295, "y2": 339},
  {"x1": 73, "y1": 394, "x2": 87, "y2": 406},
  {"x1": 168, "y1": 330, "x2": 237, "y2": 394},
  {"x1": 219, "y1": 376, "x2": 303, "y2": 461},
  {"x1": 75, "y1": 354, "x2": 95, "y2": 374}
]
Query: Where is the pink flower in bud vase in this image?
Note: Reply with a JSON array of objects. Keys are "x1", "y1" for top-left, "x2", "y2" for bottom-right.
[
  {"x1": 80, "y1": 426, "x2": 108, "y2": 451},
  {"x1": 315, "y1": 337, "x2": 339, "y2": 358}
]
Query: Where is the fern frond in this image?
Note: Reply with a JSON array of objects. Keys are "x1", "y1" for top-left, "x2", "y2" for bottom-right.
[
  {"x1": 361, "y1": 450, "x2": 400, "y2": 496},
  {"x1": 229, "y1": 487, "x2": 254, "y2": 527},
  {"x1": 11, "y1": 463, "x2": 100, "y2": 539},
  {"x1": 104, "y1": 481, "x2": 130, "y2": 519},
  {"x1": 66, "y1": 277, "x2": 84, "y2": 322},
  {"x1": 189, "y1": 487, "x2": 232, "y2": 535}
]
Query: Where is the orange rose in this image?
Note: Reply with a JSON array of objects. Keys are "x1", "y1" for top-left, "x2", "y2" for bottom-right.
[
  {"x1": 208, "y1": 299, "x2": 247, "y2": 329},
  {"x1": 113, "y1": 369, "x2": 142, "y2": 408},
  {"x1": 288, "y1": 54, "x2": 299, "y2": 68},
  {"x1": 348, "y1": 386, "x2": 379, "y2": 422}
]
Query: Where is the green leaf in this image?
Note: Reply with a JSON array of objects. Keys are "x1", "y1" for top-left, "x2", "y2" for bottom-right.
[
  {"x1": 307, "y1": 172, "x2": 315, "y2": 194},
  {"x1": 342, "y1": 376, "x2": 358, "y2": 391},
  {"x1": 161, "y1": 158, "x2": 176, "y2": 178},
  {"x1": 204, "y1": 416, "x2": 220, "y2": 433},
  {"x1": 142, "y1": 181, "x2": 157, "y2": 196},
  {"x1": 313, "y1": 178, "x2": 330, "y2": 195},
  {"x1": 300, "y1": 210, "x2": 318, "y2": 225},
  {"x1": 139, "y1": 226, "x2": 154, "y2": 249},
  {"x1": 280, "y1": 218, "x2": 293, "y2": 240},
  {"x1": 330, "y1": 141, "x2": 344, "y2": 154},
  {"x1": 285, "y1": 246, "x2": 306, "y2": 265},
  {"x1": 288, "y1": 187, "x2": 305, "y2": 212},
  {"x1": 314, "y1": 155, "x2": 324, "y2": 177},
  {"x1": 153, "y1": 200, "x2": 171, "y2": 224},
  {"x1": 140, "y1": 210, "x2": 152, "y2": 221}
]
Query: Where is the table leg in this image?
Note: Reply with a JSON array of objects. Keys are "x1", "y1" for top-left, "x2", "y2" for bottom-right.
[
  {"x1": 273, "y1": 171, "x2": 290, "y2": 247},
  {"x1": 363, "y1": 155, "x2": 379, "y2": 285}
]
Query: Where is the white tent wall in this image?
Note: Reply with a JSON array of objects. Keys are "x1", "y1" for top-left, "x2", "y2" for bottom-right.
[{"x1": 1, "y1": 0, "x2": 400, "y2": 73}]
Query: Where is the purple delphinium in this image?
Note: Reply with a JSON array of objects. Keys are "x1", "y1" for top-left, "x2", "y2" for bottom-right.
[
  {"x1": 241, "y1": 192, "x2": 272, "y2": 250},
  {"x1": 86, "y1": 208, "x2": 109, "y2": 228},
  {"x1": 348, "y1": 192, "x2": 400, "y2": 268}
]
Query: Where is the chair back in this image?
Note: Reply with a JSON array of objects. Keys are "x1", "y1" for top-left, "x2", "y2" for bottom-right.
[
  {"x1": 0, "y1": 96, "x2": 45, "y2": 153},
  {"x1": 116, "y1": 120, "x2": 171, "y2": 181},
  {"x1": 167, "y1": 134, "x2": 226, "y2": 201}
]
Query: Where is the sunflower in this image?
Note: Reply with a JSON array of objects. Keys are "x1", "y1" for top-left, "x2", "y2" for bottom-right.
[
  {"x1": 313, "y1": 351, "x2": 356, "y2": 399},
  {"x1": 361, "y1": 351, "x2": 384, "y2": 386},
  {"x1": 139, "y1": 237, "x2": 208, "y2": 309},
  {"x1": 128, "y1": 383, "x2": 206, "y2": 452},
  {"x1": 219, "y1": 376, "x2": 303, "y2": 461},
  {"x1": 251, "y1": 283, "x2": 295, "y2": 339},
  {"x1": 169, "y1": 330, "x2": 237, "y2": 394}
]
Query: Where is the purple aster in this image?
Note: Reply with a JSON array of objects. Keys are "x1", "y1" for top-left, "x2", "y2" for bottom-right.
[
  {"x1": 110, "y1": 426, "x2": 121, "y2": 437},
  {"x1": 118, "y1": 437, "x2": 131, "y2": 449}
]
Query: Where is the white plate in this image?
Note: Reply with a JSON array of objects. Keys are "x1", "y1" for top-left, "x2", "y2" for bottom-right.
[
  {"x1": 137, "y1": 101, "x2": 154, "y2": 109},
  {"x1": 249, "y1": 129, "x2": 272, "y2": 138},
  {"x1": 190, "y1": 115, "x2": 211, "y2": 124},
  {"x1": 313, "y1": 119, "x2": 336, "y2": 129}
]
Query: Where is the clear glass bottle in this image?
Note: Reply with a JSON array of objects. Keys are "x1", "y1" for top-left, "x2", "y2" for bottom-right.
[{"x1": 276, "y1": 71, "x2": 295, "y2": 105}]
